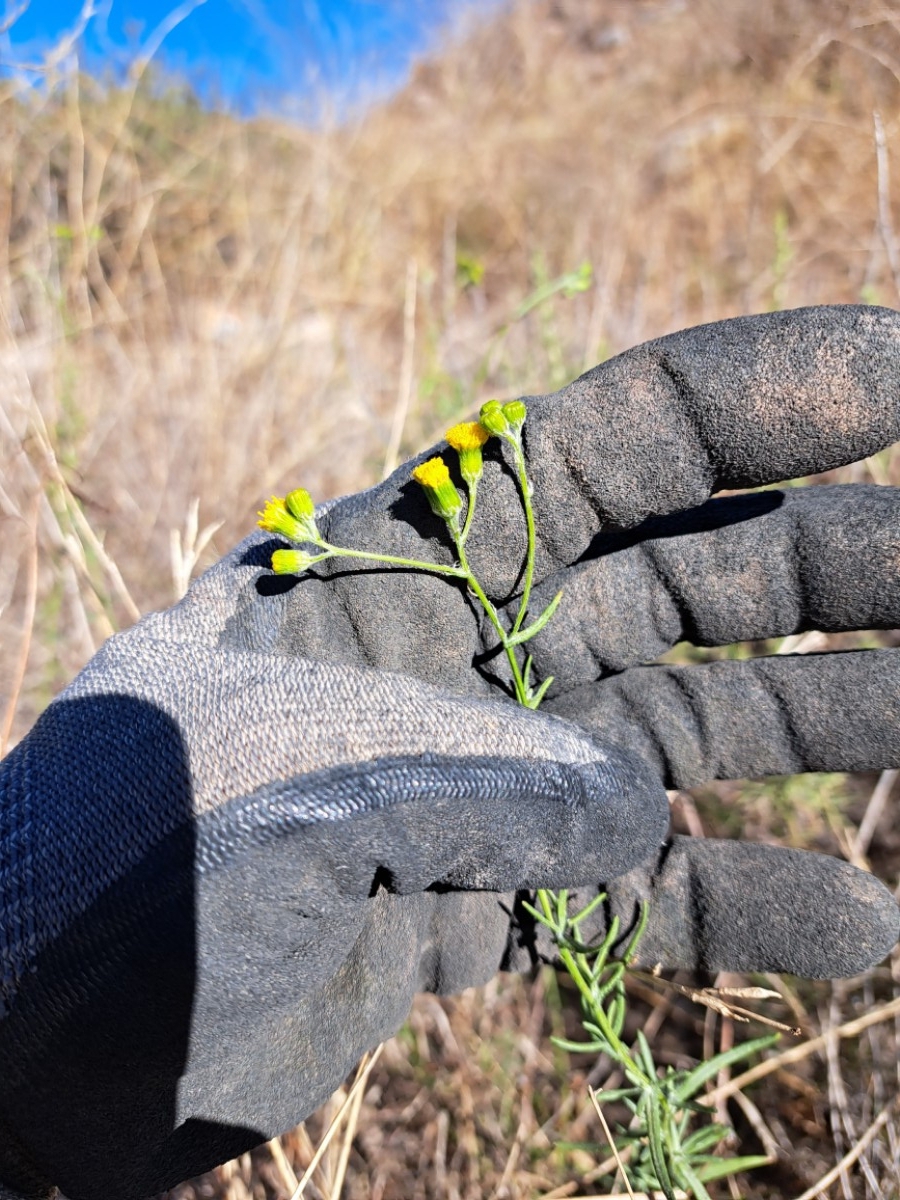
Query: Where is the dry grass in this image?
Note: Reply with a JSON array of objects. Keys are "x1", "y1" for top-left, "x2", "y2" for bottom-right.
[{"x1": 2, "y1": 0, "x2": 900, "y2": 1195}]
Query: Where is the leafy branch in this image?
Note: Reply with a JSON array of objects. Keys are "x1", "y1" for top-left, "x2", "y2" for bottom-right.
[{"x1": 525, "y1": 890, "x2": 777, "y2": 1198}]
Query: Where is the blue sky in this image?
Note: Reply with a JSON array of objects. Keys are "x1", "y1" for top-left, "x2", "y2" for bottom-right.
[{"x1": 1, "y1": 0, "x2": 491, "y2": 115}]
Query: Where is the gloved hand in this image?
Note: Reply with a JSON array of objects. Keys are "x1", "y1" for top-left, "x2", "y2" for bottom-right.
[{"x1": 1, "y1": 304, "x2": 899, "y2": 1200}]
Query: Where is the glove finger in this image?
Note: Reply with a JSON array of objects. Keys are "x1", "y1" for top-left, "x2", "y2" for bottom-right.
[
  {"x1": 519, "y1": 484, "x2": 900, "y2": 694},
  {"x1": 549, "y1": 649, "x2": 900, "y2": 789},
  {"x1": 600, "y1": 836, "x2": 900, "y2": 977},
  {"x1": 312, "y1": 305, "x2": 900, "y2": 624},
  {"x1": 522, "y1": 304, "x2": 900, "y2": 567}
]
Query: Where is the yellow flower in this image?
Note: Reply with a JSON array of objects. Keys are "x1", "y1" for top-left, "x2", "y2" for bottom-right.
[
  {"x1": 445, "y1": 421, "x2": 489, "y2": 453},
  {"x1": 412, "y1": 458, "x2": 452, "y2": 490},
  {"x1": 445, "y1": 421, "x2": 489, "y2": 487},
  {"x1": 258, "y1": 488, "x2": 319, "y2": 543},
  {"x1": 257, "y1": 496, "x2": 307, "y2": 542},
  {"x1": 412, "y1": 456, "x2": 462, "y2": 528}
]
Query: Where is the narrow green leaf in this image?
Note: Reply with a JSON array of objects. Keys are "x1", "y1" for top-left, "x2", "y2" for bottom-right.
[
  {"x1": 520, "y1": 902, "x2": 553, "y2": 934},
  {"x1": 540, "y1": 888, "x2": 560, "y2": 926},
  {"x1": 591, "y1": 1086, "x2": 643, "y2": 1104},
  {"x1": 622, "y1": 900, "x2": 650, "y2": 962},
  {"x1": 521, "y1": 654, "x2": 534, "y2": 695},
  {"x1": 551, "y1": 1036, "x2": 606, "y2": 1054},
  {"x1": 608, "y1": 993, "x2": 625, "y2": 1037},
  {"x1": 635, "y1": 1031, "x2": 658, "y2": 1081},
  {"x1": 694, "y1": 1154, "x2": 772, "y2": 1182},
  {"x1": 672, "y1": 1034, "x2": 778, "y2": 1104},
  {"x1": 507, "y1": 589, "x2": 564, "y2": 645},
  {"x1": 643, "y1": 1094, "x2": 677, "y2": 1200},
  {"x1": 679, "y1": 1124, "x2": 732, "y2": 1155},
  {"x1": 594, "y1": 963, "x2": 625, "y2": 994},
  {"x1": 569, "y1": 890, "x2": 608, "y2": 926},
  {"x1": 671, "y1": 1155, "x2": 713, "y2": 1200},
  {"x1": 529, "y1": 675, "x2": 555, "y2": 708}
]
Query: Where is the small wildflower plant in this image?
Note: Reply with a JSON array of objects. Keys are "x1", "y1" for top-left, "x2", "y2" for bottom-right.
[
  {"x1": 259, "y1": 401, "x2": 561, "y2": 710},
  {"x1": 259, "y1": 401, "x2": 776, "y2": 1198}
]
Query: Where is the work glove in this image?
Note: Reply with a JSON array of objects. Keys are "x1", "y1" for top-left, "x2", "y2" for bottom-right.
[{"x1": 1, "y1": 304, "x2": 899, "y2": 1200}]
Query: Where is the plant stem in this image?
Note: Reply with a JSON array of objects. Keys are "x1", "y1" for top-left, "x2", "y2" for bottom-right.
[
  {"x1": 454, "y1": 534, "x2": 531, "y2": 705},
  {"x1": 317, "y1": 541, "x2": 468, "y2": 579},
  {"x1": 507, "y1": 438, "x2": 537, "y2": 637},
  {"x1": 459, "y1": 480, "x2": 478, "y2": 546},
  {"x1": 556, "y1": 943, "x2": 654, "y2": 1090}
]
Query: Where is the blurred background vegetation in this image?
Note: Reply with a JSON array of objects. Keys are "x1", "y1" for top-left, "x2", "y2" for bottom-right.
[{"x1": 2, "y1": 0, "x2": 900, "y2": 1196}]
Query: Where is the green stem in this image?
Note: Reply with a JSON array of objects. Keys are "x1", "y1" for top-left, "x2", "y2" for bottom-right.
[
  {"x1": 555, "y1": 945, "x2": 654, "y2": 1091},
  {"x1": 317, "y1": 542, "x2": 468, "y2": 580},
  {"x1": 459, "y1": 480, "x2": 478, "y2": 546},
  {"x1": 508, "y1": 438, "x2": 537, "y2": 637},
  {"x1": 454, "y1": 535, "x2": 531, "y2": 706}
]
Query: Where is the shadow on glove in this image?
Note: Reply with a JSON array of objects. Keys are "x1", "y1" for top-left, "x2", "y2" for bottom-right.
[{"x1": 0, "y1": 695, "x2": 262, "y2": 1199}]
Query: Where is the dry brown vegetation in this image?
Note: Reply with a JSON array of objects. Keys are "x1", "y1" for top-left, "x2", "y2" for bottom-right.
[{"x1": 2, "y1": 0, "x2": 900, "y2": 1196}]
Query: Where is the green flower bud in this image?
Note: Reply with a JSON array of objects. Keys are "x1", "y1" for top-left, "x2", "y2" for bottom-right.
[
  {"x1": 479, "y1": 399, "x2": 508, "y2": 437},
  {"x1": 502, "y1": 399, "x2": 527, "y2": 433},
  {"x1": 285, "y1": 487, "x2": 314, "y2": 520},
  {"x1": 271, "y1": 547, "x2": 318, "y2": 575},
  {"x1": 285, "y1": 487, "x2": 319, "y2": 539}
]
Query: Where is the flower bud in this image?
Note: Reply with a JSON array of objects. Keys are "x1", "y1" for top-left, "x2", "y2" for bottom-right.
[
  {"x1": 285, "y1": 488, "x2": 319, "y2": 539},
  {"x1": 479, "y1": 399, "x2": 508, "y2": 437},
  {"x1": 271, "y1": 548, "x2": 317, "y2": 575},
  {"x1": 412, "y1": 456, "x2": 463, "y2": 528},
  {"x1": 445, "y1": 421, "x2": 489, "y2": 486},
  {"x1": 285, "y1": 487, "x2": 314, "y2": 520},
  {"x1": 502, "y1": 399, "x2": 527, "y2": 433}
]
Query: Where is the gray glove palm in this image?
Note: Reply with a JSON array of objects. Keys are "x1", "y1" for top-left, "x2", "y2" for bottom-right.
[{"x1": 1, "y1": 304, "x2": 899, "y2": 1200}]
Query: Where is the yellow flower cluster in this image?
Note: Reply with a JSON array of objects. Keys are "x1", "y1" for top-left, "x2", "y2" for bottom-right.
[
  {"x1": 257, "y1": 488, "x2": 318, "y2": 543},
  {"x1": 257, "y1": 496, "x2": 305, "y2": 543}
]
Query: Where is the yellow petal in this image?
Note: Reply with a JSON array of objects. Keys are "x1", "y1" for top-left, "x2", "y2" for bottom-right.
[
  {"x1": 445, "y1": 421, "x2": 489, "y2": 452},
  {"x1": 412, "y1": 457, "x2": 452, "y2": 490}
]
